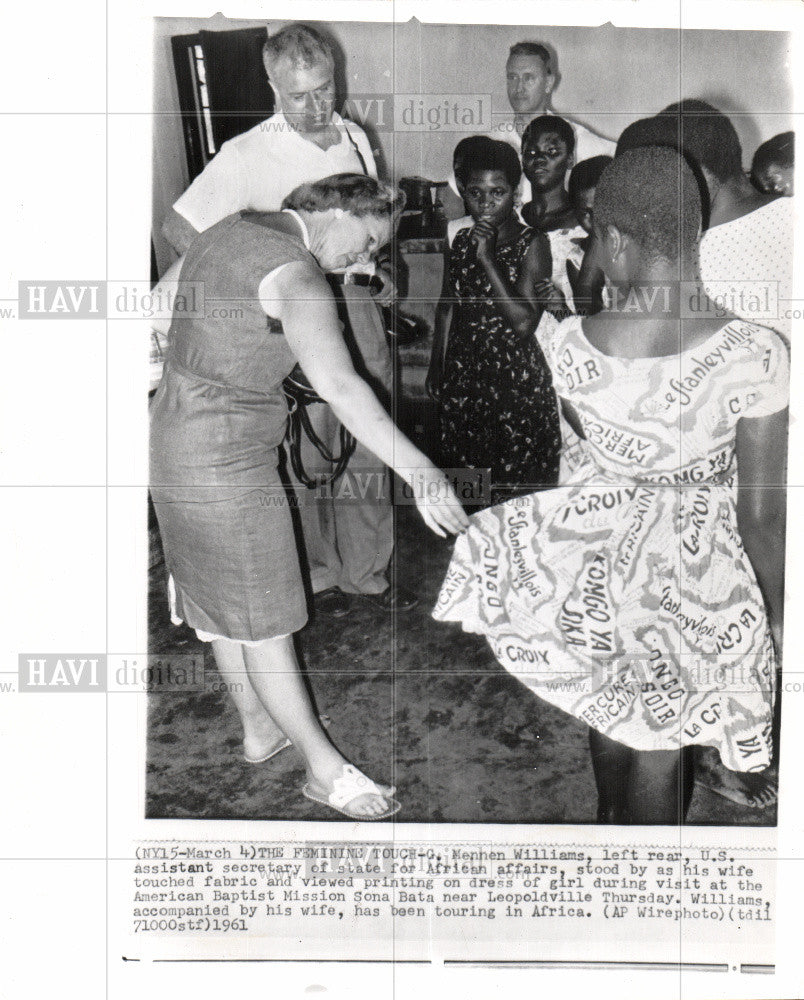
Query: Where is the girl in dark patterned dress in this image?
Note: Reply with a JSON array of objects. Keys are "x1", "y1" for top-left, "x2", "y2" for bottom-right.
[{"x1": 428, "y1": 139, "x2": 561, "y2": 505}]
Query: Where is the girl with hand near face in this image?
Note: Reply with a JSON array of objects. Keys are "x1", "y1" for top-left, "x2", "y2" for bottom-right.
[{"x1": 428, "y1": 139, "x2": 561, "y2": 506}]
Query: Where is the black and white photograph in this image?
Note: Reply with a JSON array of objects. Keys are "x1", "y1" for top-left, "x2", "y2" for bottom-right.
[
  {"x1": 3, "y1": 1, "x2": 804, "y2": 997},
  {"x1": 147, "y1": 14, "x2": 792, "y2": 827}
]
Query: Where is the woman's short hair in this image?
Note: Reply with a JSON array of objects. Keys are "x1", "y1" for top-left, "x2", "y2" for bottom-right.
[
  {"x1": 568, "y1": 155, "x2": 613, "y2": 202},
  {"x1": 282, "y1": 173, "x2": 404, "y2": 217},
  {"x1": 454, "y1": 138, "x2": 522, "y2": 189},
  {"x1": 752, "y1": 131, "x2": 795, "y2": 174},
  {"x1": 521, "y1": 115, "x2": 576, "y2": 156},
  {"x1": 263, "y1": 23, "x2": 334, "y2": 76},
  {"x1": 593, "y1": 147, "x2": 701, "y2": 263}
]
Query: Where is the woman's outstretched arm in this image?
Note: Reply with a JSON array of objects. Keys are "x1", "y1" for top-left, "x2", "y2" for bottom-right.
[
  {"x1": 735, "y1": 407, "x2": 788, "y2": 652},
  {"x1": 268, "y1": 260, "x2": 470, "y2": 539}
]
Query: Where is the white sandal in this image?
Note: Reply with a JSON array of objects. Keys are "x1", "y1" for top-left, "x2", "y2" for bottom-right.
[
  {"x1": 243, "y1": 736, "x2": 292, "y2": 764},
  {"x1": 302, "y1": 763, "x2": 400, "y2": 820}
]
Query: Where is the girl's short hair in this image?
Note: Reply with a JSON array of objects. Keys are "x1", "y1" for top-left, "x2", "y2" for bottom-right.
[
  {"x1": 594, "y1": 146, "x2": 701, "y2": 263},
  {"x1": 657, "y1": 99, "x2": 743, "y2": 182},
  {"x1": 568, "y1": 155, "x2": 613, "y2": 203},
  {"x1": 453, "y1": 135, "x2": 497, "y2": 173},
  {"x1": 521, "y1": 115, "x2": 576, "y2": 156},
  {"x1": 454, "y1": 139, "x2": 522, "y2": 189},
  {"x1": 752, "y1": 131, "x2": 795, "y2": 174},
  {"x1": 282, "y1": 173, "x2": 404, "y2": 217}
]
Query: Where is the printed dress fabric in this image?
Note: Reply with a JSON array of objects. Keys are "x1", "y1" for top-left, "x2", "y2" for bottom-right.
[
  {"x1": 546, "y1": 224, "x2": 587, "y2": 313},
  {"x1": 439, "y1": 226, "x2": 561, "y2": 503},
  {"x1": 434, "y1": 315, "x2": 789, "y2": 771}
]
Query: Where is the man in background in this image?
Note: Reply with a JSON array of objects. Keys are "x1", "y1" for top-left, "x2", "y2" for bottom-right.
[{"x1": 501, "y1": 41, "x2": 616, "y2": 163}]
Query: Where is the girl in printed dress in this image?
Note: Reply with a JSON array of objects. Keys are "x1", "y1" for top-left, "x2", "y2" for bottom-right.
[{"x1": 435, "y1": 148, "x2": 787, "y2": 824}]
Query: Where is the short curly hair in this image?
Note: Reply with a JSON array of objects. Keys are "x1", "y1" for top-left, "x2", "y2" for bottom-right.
[
  {"x1": 658, "y1": 99, "x2": 743, "y2": 182},
  {"x1": 453, "y1": 135, "x2": 497, "y2": 173},
  {"x1": 454, "y1": 138, "x2": 522, "y2": 189},
  {"x1": 615, "y1": 113, "x2": 712, "y2": 225},
  {"x1": 282, "y1": 173, "x2": 404, "y2": 217},
  {"x1": 752, "y1": 131, "x2": 794, "y2": 174},
  {"x1": 593, "y1": 147, "x2": 701, "y2": 264},
  {"x1": 521, "y1": 115, "x2": 576, "y2": 157},
  {"x1": 568, "y1": 155, "x2": 612, "y2": 203},
  {"x1": 616, "y1": 115, "x2": 680, "y2": 158}
]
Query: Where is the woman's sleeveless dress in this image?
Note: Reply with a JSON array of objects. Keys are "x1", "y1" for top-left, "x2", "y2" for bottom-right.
[
  {"x1": 150, "y1": 214, "x2": 316, "y2": 642},
  {"x1": 434, "y1": 315, "x2": 789, "y2": 771}
]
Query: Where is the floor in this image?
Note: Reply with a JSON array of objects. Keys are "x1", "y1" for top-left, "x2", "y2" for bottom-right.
[{"x1": 146, "y1": 493, "x2": 775, "y2": 828}]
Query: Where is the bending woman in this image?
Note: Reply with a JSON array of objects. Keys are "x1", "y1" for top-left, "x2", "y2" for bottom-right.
[
  {"x1": 434, "y1": 148, "x2": 787, "y2": 824},
  {"x1": 151, "y1": 174, "x2": 469, "y2": 821}
]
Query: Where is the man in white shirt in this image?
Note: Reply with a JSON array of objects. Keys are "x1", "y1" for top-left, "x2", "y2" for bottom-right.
[
  {"x1": 498, "y1": 41, "x2": 616, "y2": 163},
  {"x1": 162, "y1": 23, "x2": 415, "y2": 614},
  {"x1": 165, "y1": 75, "x2": 376, "y2": 246}
]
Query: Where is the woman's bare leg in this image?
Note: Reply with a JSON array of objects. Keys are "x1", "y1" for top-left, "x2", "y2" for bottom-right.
[
  {"x1": 588, "y1": 728, "x2": 632, "y2": 824},
  {"x1": 240, "y1": 635, "x2": 393, "y2": 817},
  {"x1": 210, "y1": 639, "x2": 287, "y2": 760}
]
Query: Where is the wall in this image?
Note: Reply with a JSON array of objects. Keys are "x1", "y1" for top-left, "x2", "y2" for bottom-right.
[
  {"x1": 395, "y1": 21, "x2": 793, "y2": 185},
  {"x1": 152, "y1": 16, "x2": 793, "y2": 274}
]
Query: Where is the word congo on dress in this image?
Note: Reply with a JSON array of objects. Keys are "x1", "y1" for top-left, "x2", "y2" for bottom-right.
[{"x1": 434, "y1": 315, "x2": 788, "y2": 773}]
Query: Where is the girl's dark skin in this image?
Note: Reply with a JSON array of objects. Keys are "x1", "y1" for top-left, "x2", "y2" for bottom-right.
[
  {"x1": 566, "y1": 185, "x2": 606, "y2": 315},
  {"x1": 427, "y1": 168, "x2": 553, "y2": 400},
  {"x1": 521, "y1": 129, "x2": 578, "y2": 232},
  {"x1": 577, "y1": 219, "x2": 787, "y2": 823},
  {"x1": 519, "y1": 129, "x2": 580, "y2": 317}
]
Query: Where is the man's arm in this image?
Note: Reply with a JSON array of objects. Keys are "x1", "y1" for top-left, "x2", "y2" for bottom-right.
[
  {"x1": 163, "y1": 142, "x2": 246, "y2": 254},
  {"x1": 426, "y1": 247, "x2": 455, "y2": 400}
]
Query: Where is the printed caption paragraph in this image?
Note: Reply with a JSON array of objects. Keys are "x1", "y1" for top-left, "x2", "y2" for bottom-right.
[{"x1": 128, "y1": 840, "x2": 775, "y2": 960}]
